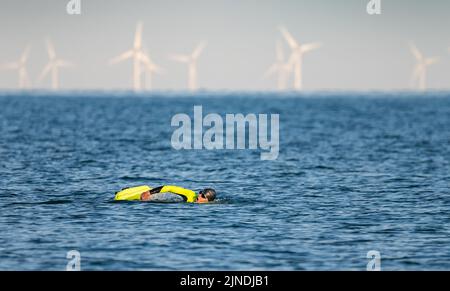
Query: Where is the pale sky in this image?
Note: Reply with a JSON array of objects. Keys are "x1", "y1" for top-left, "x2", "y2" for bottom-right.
[{"x1": 0, "y1": 0, "x2": 449, "y2": 91}]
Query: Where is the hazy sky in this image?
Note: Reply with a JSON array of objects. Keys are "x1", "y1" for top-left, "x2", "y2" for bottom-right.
[{"x1": 0, "y1": 0, "x2": 449, "y2": 90}]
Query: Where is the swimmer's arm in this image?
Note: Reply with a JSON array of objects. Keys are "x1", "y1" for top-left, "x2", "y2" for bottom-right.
[
  {"x1": 150, "y1": 185, "x2": 197, "y2": 202},
  {"x1": 149, "y1": 186, "x2": 164, "y2": 194}
]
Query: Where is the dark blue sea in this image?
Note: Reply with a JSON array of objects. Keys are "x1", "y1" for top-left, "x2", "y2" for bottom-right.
[{"x1": 0, "y1": 91, "x2": 449, "y2": 270}]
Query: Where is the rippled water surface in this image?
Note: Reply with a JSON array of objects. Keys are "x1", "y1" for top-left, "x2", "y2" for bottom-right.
[{"x1": 0, "y1": 92, "x2": 449, "y2": 270}]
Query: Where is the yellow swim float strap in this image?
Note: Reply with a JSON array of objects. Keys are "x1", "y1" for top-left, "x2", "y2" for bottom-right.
[
  {"x1": 114, "y1": 185, "x2": 198, "y2": 202},
  {"x1": 114, "y1": 185, "x2": 151, "y2": 201}
]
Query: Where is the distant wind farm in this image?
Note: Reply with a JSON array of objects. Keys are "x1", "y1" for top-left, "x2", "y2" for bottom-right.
[
  {"x1": 109, "y1": 22, "x2": 154, "y2": 91},
  {"x1": 278, "y1": 26, "x2": 322, "y2": 91},
  {"x1": 170, "y1": 42, "x2": 207, "y2": 91},
  {"x1": 410, "y1": 44, "x2": 440, "y2": 91},
  {"x1": 1, "y1": 46, "x2": 31, "y2": 89},
  {"x1": 265, "y1": 41, "x2": 292, "y2": 91},
  {"x1": 0, "y1": 21, "x2": 448, "y2": 92},
  {"x1": 37, "y1": 39, "x2": 73, "y2": 90}
]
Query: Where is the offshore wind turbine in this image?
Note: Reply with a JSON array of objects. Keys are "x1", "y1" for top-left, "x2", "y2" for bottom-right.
[
  {"x1": 110, "y1": 22, "x2": 147, "y2": 91},
  {"x1": 1, "y1": 46, "x2": 31, "y2": 89},
  {"x1": 410, "y1": 44, "x2": 439, "y2": 90},
  {"x1": 38, "y1": 39, "x2": 73, "y2": 90},
  {"x1": 170, "y1": 42, "x2": 207, "y2": 91},
  {"x1": 279, "y1": 26, "x2": 321, "y2": 91},
  {"x1": 140, "y1": 47, "x2": 164, "y2": 90},
  {"x1": 265, "y1": 41, "x2": 291, "y2": 90}
]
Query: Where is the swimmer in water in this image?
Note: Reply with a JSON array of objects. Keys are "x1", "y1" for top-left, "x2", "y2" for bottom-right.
[{"x1": 114, "y1": 185, "x2": 216, "y2": 203}]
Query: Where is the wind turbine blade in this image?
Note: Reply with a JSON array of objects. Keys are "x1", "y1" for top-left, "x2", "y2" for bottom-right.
[
  {"x1": 264, "y1": 64, "x2": 279, "y2": 78},
  {"x1": 279, "y1": 26, "x2": 298, "y2": 49},
  {"x1": 301, "y1": 42, "x2": 322, "y2": 53},
  {"x1": 25, "y1": 68, "x2": 31, "y2": 84},
  {"x1": 23, "y1": 69, "x2": 32, "y2": 87},
  {"x1": 410, "y1": 43, "x2": 423, "y2": 61},
  {"x1": 136, "y1": 51, "x2": 164, "y2": 74},
  {"x1": 56, "y1": 60, "x2": 74, "y2": 67},
  {"x1": 170, "y1": 54, "x2": 190, "y2": 63},
  {"x1": 192, "y1": 42, "x2": 207, "y2": 59},
  {"x1": 109, "y1": 50, "x2": 134, "y2": 64},
  {"x1": 18, "y1": 67, "x2": 31, "y2": 88},
  {"x1": 134, "y1": 22, "x2": 143, "y2": 49},
  {"x1": 46, "y1": 39, "x2": 56, "y2": 59},
  {"x1": 20, "y1": 46, "x2": 31, "y2": 63},
  {"x1": 1, "y1": 62, "x2": 19, "y2": 70},
  {"x1": 287, "y1": 53, "x2": 297, "y2": 68},
  {"x1": 276, "y1": 41, "x2": 284, "y2": 62},
  {"x1": 425, "y1": 57, "x2": 439, "y2": 65},
  {"x1": 138, "y1": 51, "x2": 152, "y2": 64},
  {"x1": 411, "y1": 64, "x2": 423, "y2": 82},
  {"x1": 149, "y1": 64, "x2": 164, "y2": 74},
  {"x1": 38, "y1": 63, "x2": 52, "y2": 82}
]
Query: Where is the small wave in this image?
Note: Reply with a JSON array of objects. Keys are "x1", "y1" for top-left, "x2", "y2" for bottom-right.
[
  {"x1": 110, "y1": 197, "x2": 233, "y2": 205},
  {"x1": 7, "y1": 199, "x2": 73, "y2": 206},
  {"x1": 79, "y1": 159, "x2": 97, "y2": 165},
  {"x1": 314, "y1": 165, "x2": 336, "y2": 170},
  {"x1": 119, "y1": 176, "x2": 161, "y2": 182}
]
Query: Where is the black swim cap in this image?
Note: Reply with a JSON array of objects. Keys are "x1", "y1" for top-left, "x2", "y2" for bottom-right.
[{"x1": 200, "y1": 188, "x2": 216, "y2": 201}]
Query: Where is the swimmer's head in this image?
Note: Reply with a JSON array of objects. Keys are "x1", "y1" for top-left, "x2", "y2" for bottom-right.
[{"x1": 197, "y1": 188, "x2": 216, "y2": 203}]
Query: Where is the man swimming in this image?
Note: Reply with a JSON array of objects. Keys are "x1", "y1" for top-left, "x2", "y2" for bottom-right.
[{"x1": 114, "y1": 185, "x2": 216, "y2": 203}]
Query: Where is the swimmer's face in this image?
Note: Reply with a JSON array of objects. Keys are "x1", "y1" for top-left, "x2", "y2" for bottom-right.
[
  {"x1": 196, "y1": 193, "x2": 209, "y2": 203},
  {"x1": 140, "y1": 191, "x2": 151, "y2": 201}
]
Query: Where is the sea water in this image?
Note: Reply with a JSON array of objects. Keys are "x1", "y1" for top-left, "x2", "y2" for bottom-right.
[{"x1": 0, "y1": 91, "x2": 449, "y2": 270}]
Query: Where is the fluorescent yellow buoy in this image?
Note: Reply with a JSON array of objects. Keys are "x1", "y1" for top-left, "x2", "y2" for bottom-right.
[{"x1": 114, "y1": 185, "x2": 151, "y2": 201}]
